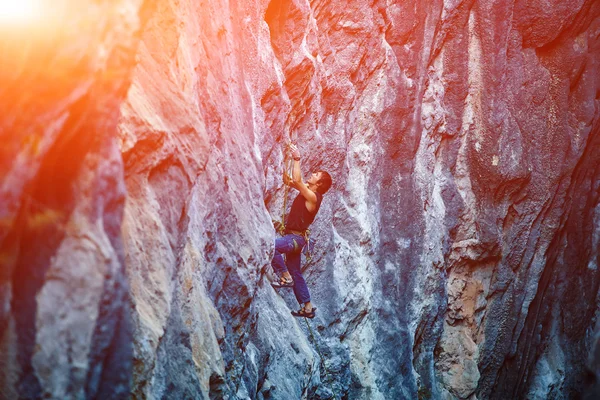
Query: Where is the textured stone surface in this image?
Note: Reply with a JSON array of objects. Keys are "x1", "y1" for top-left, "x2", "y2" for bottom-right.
[
  {"x1": 0, "y1": 1, "x2": 143, "y2": 398},
  {"x1": 1, "y1": 0, "x2": 600, "y2": 399}
]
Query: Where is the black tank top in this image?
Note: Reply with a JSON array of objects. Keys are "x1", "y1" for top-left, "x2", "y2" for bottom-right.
[{"x1": 286, "y1": 192, "x2": 323, "y2": 231}]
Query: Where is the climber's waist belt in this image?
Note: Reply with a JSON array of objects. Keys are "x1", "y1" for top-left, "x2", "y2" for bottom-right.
[{"x1": 285, "y1": 229, "x2": 306, "y2": 236}]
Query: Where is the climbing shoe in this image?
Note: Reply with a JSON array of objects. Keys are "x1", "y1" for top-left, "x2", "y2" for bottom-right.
[
  {"x1": 271, "y1": 277, "x2": 294, "y2": 288},
  {"x1": 291, "y1": 307, "x2": 317, "y2": 319}
]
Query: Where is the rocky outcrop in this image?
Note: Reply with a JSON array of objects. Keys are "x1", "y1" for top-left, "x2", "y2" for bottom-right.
[
  {"x1": 1, "y1": 0, "x2": 599, "y2": 399},
  {"x1": 0, "y1": 1, "x2": 144, "y2": 398}
]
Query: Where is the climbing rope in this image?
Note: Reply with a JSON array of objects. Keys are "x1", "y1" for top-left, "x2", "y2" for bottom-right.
[
  {"x1": 303, "y1": 317, "x2": 338, "y2": 400},
  {"x1": 278, "y1": 151, "x2": 293, "y2": 236}
]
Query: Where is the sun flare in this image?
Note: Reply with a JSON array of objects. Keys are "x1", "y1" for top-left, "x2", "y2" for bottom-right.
[{"x1": 0, "y1": 0, "x2": 42, "y2": 24}]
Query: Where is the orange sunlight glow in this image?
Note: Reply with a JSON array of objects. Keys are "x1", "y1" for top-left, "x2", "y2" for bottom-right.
[{"x1": 0, "y1": 0, "x2": 42, "y2": 24}]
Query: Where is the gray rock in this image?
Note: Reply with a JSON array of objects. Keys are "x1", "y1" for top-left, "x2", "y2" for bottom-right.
[{"x1": 1, "y1": 0, "x2": 599, "y2": 399}]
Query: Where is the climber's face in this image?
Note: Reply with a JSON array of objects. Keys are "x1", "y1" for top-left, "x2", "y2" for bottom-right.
[{"x1": 307, "y1": 171, "x2": 323, "y2": 188}]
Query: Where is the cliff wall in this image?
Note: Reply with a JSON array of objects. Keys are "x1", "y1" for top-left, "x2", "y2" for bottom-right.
[{"x1": 1, "y1": 0, "x2": 599, "y2": 399}]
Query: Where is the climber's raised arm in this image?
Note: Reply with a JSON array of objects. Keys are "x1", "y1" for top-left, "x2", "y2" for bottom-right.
[{"x1": 289, "y1": 144, "x2": 318, "y2": 212}]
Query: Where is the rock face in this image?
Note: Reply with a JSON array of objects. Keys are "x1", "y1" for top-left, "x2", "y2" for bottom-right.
[
  {"x1": 1, "y1": 0, "x2": 600, "y2": 399},
  {"x1": 0, "y1": 1, "x2": 145, "y2": 398}
]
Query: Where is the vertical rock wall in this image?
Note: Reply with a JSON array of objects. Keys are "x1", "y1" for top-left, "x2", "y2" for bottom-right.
[
  {"x1": 120, "y1": 0, "x2": 600, "y2": 398},
  {"x1": 1, "y1": 0, "x2": 599, "y2": 399}
]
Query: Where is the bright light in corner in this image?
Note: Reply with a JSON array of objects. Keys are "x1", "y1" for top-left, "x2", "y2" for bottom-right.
[{"x1": 0, "y1": 0, "x2": 42, "y2": 24}]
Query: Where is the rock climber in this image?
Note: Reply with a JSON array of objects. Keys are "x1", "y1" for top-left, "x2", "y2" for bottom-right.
[{"x1": 271, "y1": 143, "x2": 332, "y2": 319}]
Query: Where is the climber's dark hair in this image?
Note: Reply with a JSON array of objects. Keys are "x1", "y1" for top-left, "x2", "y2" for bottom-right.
[{"x1": 316, "y1": 171, "x2": 332, "y2": 194}]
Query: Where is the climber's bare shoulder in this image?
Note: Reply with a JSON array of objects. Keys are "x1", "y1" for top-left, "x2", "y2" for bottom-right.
[{"x1": 294, "y1": 181, "x2": 317, "y2": 213}]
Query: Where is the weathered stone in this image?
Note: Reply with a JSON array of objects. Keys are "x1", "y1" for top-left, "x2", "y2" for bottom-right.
[
  {"x1": 1, "y1": 0, "x2": 599, "y2": 399},
  {"x1": 0, "y1": 0, "x2": 143, "y2": 398}
]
